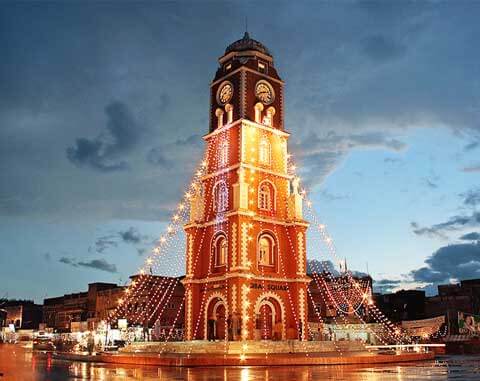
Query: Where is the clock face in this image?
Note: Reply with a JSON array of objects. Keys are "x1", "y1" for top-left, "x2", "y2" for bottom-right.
[
  {"x1": 255, "y1": 81, "x2": 274, "y2": 105},
  {"x1": 217, "y1": 82, "x2": 233, "y2": 105}
]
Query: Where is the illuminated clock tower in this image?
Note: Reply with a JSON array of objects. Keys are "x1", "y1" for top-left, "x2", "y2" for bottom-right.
[{"x1": 183, "y1": 32, "x2": 309, "y2": 341}]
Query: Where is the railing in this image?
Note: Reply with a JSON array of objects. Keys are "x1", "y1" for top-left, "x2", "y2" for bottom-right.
[{"x1": 366, "y1": 344, "x2": 445, "y2": 352}]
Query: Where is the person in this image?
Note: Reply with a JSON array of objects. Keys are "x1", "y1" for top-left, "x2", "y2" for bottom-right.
[{"x1": 87, "y1": 334, "x2": 95, "y2": 355}]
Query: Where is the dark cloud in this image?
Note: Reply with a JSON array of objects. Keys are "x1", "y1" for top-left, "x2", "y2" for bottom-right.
[
  {"x1": 146, "y1": 147, "x2": 172, "y2": 168},
  {"x1": 137, "y1": 248, "x2": 147, "y2": 256},
  {"x1": 93, "y1": 235, "x2": 118, "y2": 254},
  {"x1": 119, "y1": 227, "x2": 141, "y2": 244},
  {"x1": 375, "y1": 279, "x2": 402, "y2": 286},
  {"x1": 411, "y1": 212, "x2": 480, "y2": 239},
  {"x1": 146, "y1": 134, "x2": 202, "y2": 168},
  {"x1": 361, "y1": 35, "x2": 406, "y2": 62},
  {"x1": 411, "y1": 242, "x2": 480, "y2": 284},
  {"x1": 0, "y1": 1, "x2": 479, "y2": 223},
  {"x1": 460, "y1": 232, "x2": 480, "y2": 241},
  {"x1": 59, "y1": 257, "x2": 77, "y2": 266},
  {"x1": 463, "y1": 165, "x2": 480, "y2": 173},
  {"x1": 373, "y1": 278, "x2": 403, "y2": 294},
  {"x1": 66, "y1": 101, "x2": 140, "y2": 172},
  {"x1": 306, "y1": 259, "x2": 339, "y2": 276},
  {"x1": 320, "y1": 189, "x2": 349, "y2": 202},
  {"x1": 424, "y1": 178, "x2": 439, "y2": 189},
  {"x1": 462, "y1": 188, "x2": 480, "y2": 207},
  {"x1": 77, "y1": 259, "x2": 117, "y2": 273},
  {"x1": 384, "y1": 157, "x2": 402, "y2": 164},
  {"x1": 59, "y1": 255, "x2": 117, "y2": 273},
  {"x1": 464, "y1": 142, "x2": 479, "y2": 151},
  {"x1": 174, "y1": 134, "x2": 202, "y2": 147},
  {"x1": 293, "y1": 131, "x2": 406, "y2": 188}
]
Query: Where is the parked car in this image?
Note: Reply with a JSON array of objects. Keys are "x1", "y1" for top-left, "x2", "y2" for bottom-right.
[{"x1": 33, "y1": 336, "x2": 56, "y2": 351}]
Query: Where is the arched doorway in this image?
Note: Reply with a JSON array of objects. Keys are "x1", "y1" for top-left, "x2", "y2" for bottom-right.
[
  {"x1": 206, "y1": 296, "x2": 228, "y2": 341},
  {"x1": 255, "y1": 295, "x2": 285, "y2": 340},
  {"x1": 257, "y1": 302, "x2": 274, "y2": 340},
  {"x1": 214, "y1": 303, "x2": 226, "y2": 340}
]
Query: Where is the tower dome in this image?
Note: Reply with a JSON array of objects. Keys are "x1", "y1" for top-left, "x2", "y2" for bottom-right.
[{"x1": 224, "y1": 32, "x2": 272, "y2": 57}]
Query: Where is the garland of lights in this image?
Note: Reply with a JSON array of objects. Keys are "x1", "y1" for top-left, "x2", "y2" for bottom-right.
[
  {"x1": 105, "y1": 116, "x2": 424, "y2": 353},
  {"x1": 286, "y1": 153, "x2": 413, "y2": 344}
]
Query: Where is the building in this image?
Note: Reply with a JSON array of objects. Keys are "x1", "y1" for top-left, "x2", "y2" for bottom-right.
[
  {"x1": 109, "y1": 275, "x2": 185, "y2": 335},
  {"x1": 43, "y1": 282, "x2": 117, "y2": 332},
  {"x1": 183, "y1": 32, "x2": 310, "y2": 342},
  {"x1": 375, "y1": 290, "x2": 426, "y2": 322},
  {"x1": 425, "y1": 279, "x2": 480, "y2": 333},
  {"x1": 0, "y1": 300, "x2": 42, "y2": 330}
]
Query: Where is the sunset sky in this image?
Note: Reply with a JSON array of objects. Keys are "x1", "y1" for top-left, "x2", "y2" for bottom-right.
[{"x1": 1, "y1": 1, "x2": 479, "y2": 302}]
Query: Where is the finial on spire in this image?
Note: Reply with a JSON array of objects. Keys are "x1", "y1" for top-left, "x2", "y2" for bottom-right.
[{"x1": 242, "y1": 17, "x2": 250, "y2": 40}]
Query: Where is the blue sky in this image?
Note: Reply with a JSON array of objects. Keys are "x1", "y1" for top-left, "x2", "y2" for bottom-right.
[{"x1": 1, "y1": 1, "x2": 479, "y2": 302}]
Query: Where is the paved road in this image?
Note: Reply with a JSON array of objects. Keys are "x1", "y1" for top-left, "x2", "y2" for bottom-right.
[{"x1": 1, "y1": 343, "x2": 480, "y2": 380}]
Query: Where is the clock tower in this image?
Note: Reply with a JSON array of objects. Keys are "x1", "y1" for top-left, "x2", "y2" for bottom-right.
[{"x1": 183, "y1": 32, "x2": 309, "y2": 342}]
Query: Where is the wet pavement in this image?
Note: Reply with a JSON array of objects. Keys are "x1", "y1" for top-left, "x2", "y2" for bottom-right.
[{"x1": 2, "y1": 343, "x2": 480, "y2": 380}]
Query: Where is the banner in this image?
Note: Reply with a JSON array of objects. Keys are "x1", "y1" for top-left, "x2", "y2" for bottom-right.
[
  {"x1": 458, "y1": 311, "x2": 480, "y2": 335},
  {"x1": 401, "y1": 316, "x2": 445, "y2": 337}
]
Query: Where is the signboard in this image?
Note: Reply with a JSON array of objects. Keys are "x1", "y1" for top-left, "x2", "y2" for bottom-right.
[
  {"x1": 458, "y1": 312, "x2": 480, "y2": 335},
  {"x1": 401, "y1": 316, "x2": 445, "y2": 337},
  {"x1": 250, "y1": 283, "x2": 288, "y2": 291},
  {"x1": 118, "y1": 319, "x2": 128, "y2": 330}
]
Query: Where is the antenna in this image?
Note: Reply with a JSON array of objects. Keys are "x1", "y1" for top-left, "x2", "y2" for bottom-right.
[{"x1": 245, "y1": 16, "x2": 248, "y2": 34}]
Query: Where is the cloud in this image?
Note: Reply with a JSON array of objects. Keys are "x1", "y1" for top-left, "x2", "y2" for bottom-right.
[
  {"x1": 146, "y1": 134, "x2": 202, "y2": 168},
  {"x1": 423, "y1": 177, "x2": 439, "y2": 189},
  {"x1": 66, "y1": 101, "x2": 141, "y2": 172},
  {"x1": 462, "y1": 165, "x2": 480, "y2": 173},
  {"x1": 77, "y1": 259, "x2": 117, "y2": 273},
  {"x1": 320, "y1": 189, "x2": 350, "y2": 202},
  {"x1": 293, "y1": 131, "x2": 406, "y2": 188},
  {"x1": 410, "y1": 242, "x2": 480, "y2": 284},
  {"x1": 119, "y1": 227, "x2": 141, "y2": 244},
  {"x1": 59, "y1": 256, "x2": 117, "y2": 273},
  {"x1": 361, "y1": 35, "x2": 407, "y2": 62},
  {"x1": 59, "y1": 257, "x2": 77, "y2": 266},
  {"x1": 384, "y1": 157, "x2": 402, "y2": 164},
  {"x1": 306, "y1": 259, "x2": 339, "y2": 276},
  {"x1": 462, "y1": 188, "x2": 480, "y2": 207},
  {"x1": 146, "y1": 147, "x2": 172, "y2": 168},
  {"x1": 373, "y1": 278, "x2": 403, "y2": 293},
  {"x1": 411, "y1": 212, "x2": 480, "y2": 239},
  {"x1": 93, "y1": 235, "x2": 118, "y2": 254},
  {"x1": 460, "y1": 232, "x2": 480, "y2": 241},
  {"x1": 137, "y1": 248, "x2": 147, "y2": 256},
  {"x1": 464, "y1": 142, "x2": 479, "y2": 151}
]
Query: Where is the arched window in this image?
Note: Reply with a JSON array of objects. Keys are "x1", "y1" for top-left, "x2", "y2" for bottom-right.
[
  {"x1": 258, "y1": 181, "x2": 275, "y2": 211},
  {"x1": 259, "y1": 137, "x2": 271, "y2": 165},
  {"x1": 258, "y1": 233, "x2": 275, "y2": 266},
  {"x1": 213, "y1": 234, "x2": 227, "y2": 267},
  {"x1": 213, "y1": 181, "x2": 228, "y2": 212},
  {"x1": 218, "y1": 140, "x2": 228, "y2": 167},
  {"x1": 262, "y1": 106, "x2": 275, "y2": 127}
]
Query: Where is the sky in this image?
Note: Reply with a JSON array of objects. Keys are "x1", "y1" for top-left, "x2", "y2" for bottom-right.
[{"x1": 1, "y1": 1, "x2": 479, "y2": 302}]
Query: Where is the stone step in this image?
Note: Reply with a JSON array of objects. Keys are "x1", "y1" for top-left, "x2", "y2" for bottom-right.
[{"x1": 120, "y1": 340, "x2": 366, "y2": 354}]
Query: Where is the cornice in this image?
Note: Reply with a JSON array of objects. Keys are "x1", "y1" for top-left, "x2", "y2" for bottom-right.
[
  {"x1": 184, "y1": 212, "x2": 309, "y2": 230},
  {"x1": 182, "y1": 273, "x2": 311, "y2": 285}
]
